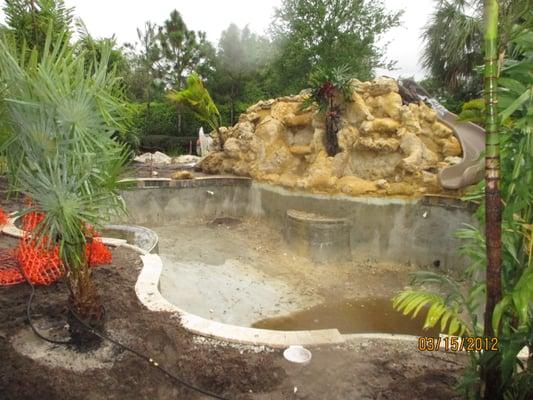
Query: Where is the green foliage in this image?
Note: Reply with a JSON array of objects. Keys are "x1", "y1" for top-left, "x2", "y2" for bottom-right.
[
  {"x1": 269, "y1": 0, "x2": 401, "y2": 95},
  {"x1": 302, "y1": 64, "x2": 353, "y2": 112},
  {"x1": 0, "y1": 31, "x2": 128, "y2": 308},
  {"x1": 152, "y1": 10, "x2": 215, "y2": 135},
  {"x1": 1, "y1": 0, "x2": 73, "y2": 54},
  {"x1": 122, "y1": 22, "x2": 164, "y2": 103},
  {"x1": 458, "y1": 98, "x2": 485, "y2": 125},
  {"x1": 393, "y1": 259, "x2": 485, "y2": 334},
  {"x1": 139, "y1": 135, "x2": 184, "y2": 153},
  {"x1": 396, "y1": 24, "x2": 533, "y2": 399},
  {"x1": 75, "y1": 28, "x2": 129, "y2": 78},
  {"x1": 421, "y1": 0, "x2": 530, "y2": 101},
  {"x1": 393, "y1": 288, "x2": 470, "y2": 336},
  {"x1": 158, "y1": 10, "x2": 213, "y2": 90},
  {"x1": 129, "y1": 101, "x2": 203, "y2": 139},
  {"x1": 167, "y1": 72, "x2": 221, "y2": 133},
  {"x1": 122, "y1": 1, "x2": 401, "y2": 129},
  {"x1": 416, "y1": 76, "x2": 465, "y2": 113},
  {"x1": 300, "y1": 64, "x2": 353, "y2": 156},
  {"x1": 421, "y1": 0, "x2": 483, "y2": 97},
  {"x1": 489, "y1": 30, "x2": 533, "y2": 397}
]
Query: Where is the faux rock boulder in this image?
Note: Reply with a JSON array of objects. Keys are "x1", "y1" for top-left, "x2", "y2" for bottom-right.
[{"x1": 201, "y1": 77, "x2": 462, "y2": 196}]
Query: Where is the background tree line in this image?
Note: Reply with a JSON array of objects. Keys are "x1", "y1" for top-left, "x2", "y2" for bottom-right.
[
  {"x1": 1, "y1": 0, "x2": 403, "y2": 152},
  {"x1": 0, "y1": 0, "x2": 528, "y2": 148}
]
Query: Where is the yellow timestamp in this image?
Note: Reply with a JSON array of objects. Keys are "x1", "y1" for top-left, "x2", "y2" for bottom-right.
[{"x1": 418, "y1": 336, "x2": 499, "y2": 352}]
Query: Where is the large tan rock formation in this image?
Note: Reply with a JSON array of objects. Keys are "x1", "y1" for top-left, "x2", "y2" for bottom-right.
[{"x1": 200, "y1": 77, "x2": 461, "y2": 197}]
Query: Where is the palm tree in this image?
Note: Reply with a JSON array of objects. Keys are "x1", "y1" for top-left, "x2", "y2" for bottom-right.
[
  {"x1": 422, "y1": 0, "x2": 483, "y2": 97},
  {"x1": 394, "y1": 15, "x2": 533, "y2": 398},
  {"x1": 167, "y1": 71, "x2": 222, "y2": 149},
  {"x1": 303, "y1": 64, "x2": 353, "y2": 156},
  {"x1": 482, "y1": 0, "x2": 502, "y2": 398},
  {"x1": 2, "y1": 0, "x2": 74, "y2": 55},
  {"x1": 421, "y1": 0, "x2": 528, "y2": 99},
  {"x1": 0, "y1": 31, "x2": 128, "y2": 346}
]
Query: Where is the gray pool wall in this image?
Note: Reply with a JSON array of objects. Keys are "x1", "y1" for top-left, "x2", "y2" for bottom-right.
[{"x1": 119, "y1": 177, "x2": 475, "y2": 271}]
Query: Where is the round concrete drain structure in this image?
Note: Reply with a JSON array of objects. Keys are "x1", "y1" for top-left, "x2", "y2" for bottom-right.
[{"x1": 285, "y1": 209, "x2": 351, "y2": 263}]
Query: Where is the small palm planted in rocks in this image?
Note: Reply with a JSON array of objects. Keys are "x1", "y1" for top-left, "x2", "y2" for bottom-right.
[{"x1": 302, "y1": 65, "x2": 354, "y2": 156}]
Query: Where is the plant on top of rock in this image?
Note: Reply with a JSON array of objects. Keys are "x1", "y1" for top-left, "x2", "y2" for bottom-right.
[
  {"x1": 303, "y1": 64, "x2": 353, "y2": 157},
  {"x1": 303, "y1": 64, "x2": 353, "y2": 111}
]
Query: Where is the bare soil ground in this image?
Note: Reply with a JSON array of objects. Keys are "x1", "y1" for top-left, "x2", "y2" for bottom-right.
[{"x1": 0, "y1": 176, "x2": 467, "y2": 399}]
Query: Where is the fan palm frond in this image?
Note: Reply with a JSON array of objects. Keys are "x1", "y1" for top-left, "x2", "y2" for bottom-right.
[{"x1": 0, "y1": 30, "x2": 128, "y2": 275}]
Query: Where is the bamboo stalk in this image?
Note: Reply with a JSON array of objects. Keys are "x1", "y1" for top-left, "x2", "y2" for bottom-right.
[{"x1": 483, "y1": 0, "x2": 502, "y2": 399}]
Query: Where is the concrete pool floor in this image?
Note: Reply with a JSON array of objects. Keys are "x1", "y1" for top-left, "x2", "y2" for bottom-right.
[{"x1": 153, "y1": 217, "x2": 427, "y2": 329}]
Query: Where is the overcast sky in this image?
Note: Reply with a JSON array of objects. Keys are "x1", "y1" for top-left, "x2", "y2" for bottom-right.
[{"x1": 0, "y1": 0, "x2": 435, "y2": 79}]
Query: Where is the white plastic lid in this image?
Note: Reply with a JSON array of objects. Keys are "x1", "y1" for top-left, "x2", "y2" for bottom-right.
[{"x1": 283, "y1": 345, "x2": 312, "y2": 364}]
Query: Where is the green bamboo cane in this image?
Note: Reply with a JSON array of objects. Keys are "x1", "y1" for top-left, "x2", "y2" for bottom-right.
[{"x1": 483, "y1": 0, "x2": 502, "y2": 398}]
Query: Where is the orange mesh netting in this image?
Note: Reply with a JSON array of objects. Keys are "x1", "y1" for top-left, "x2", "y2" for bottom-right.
[
  {"x1": 21, "y1": 210, "x2": 45, "y2": 231},
  {"x1": 16, "y1": 236, "x2": 64, "y2": 285},
  {"x1": 0, "y1": 248, "x2": 24, "y2": 286},
  {"x1": 0, "y1": 209, "x2": 113, "y2": 286},
  {"x1": 87, "y1": 238, "x2": 112, "y2": 266},
  {"x1": 84, "y1": 224, "x2": 113, "y2": 267},
  {"x1": 0, "y1": 208, "x2": 8, "y2": 225}
]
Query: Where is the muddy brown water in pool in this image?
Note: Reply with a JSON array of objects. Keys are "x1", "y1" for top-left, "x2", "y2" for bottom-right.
[{"x1": 252, "y1": 298, "x2": 440, "y2": 337}]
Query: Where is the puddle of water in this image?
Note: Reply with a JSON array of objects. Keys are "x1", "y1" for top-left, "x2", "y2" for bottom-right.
[{"x1": 252, "y1": 297, "x2": 440, "y2": 336}]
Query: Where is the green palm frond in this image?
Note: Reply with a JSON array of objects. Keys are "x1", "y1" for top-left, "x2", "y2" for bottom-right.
[
  {"x1": 393, "y1": 290, "x2": 471, "y2": 336},
  {"x1": 493, "y1": 266, "x2": 533, "y2": 333},
  {"x1": 421, "y1": 0, "x2": 483, "y2": 92},
  {"x1": 302, "y1": 64, "x2": 354, "y2": 112},
  {"x1": 0, "y1": 29, "x2": 128, "y2": 273},
  {"x1": 166, "y1": 71, "x2": 220, "y2": 132}
]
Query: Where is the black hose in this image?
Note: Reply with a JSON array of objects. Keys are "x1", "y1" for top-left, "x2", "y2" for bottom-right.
[
  {"x1": 70, "y1": 312, "x2": 230, "y2": 400},
  {"x1": 20, "y1": 265, "x2": 72, "y2": 345},
  {"x1": 19, "y1": 265, "x2": 229, "y2": 400}
]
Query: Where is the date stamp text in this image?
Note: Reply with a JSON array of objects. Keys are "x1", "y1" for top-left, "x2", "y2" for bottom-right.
[{"x1": 418, "y1": 336, "x2": 499, "y2": 352}]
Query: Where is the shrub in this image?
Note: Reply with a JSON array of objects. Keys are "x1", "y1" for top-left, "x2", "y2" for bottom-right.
[{"x1": 128, "y1": 101, "x2": 204, "y2": 140}]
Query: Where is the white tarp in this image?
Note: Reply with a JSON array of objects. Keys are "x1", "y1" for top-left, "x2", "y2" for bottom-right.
[{"x1": 133, "y1": 151, "x2": 172, "y2": 165}]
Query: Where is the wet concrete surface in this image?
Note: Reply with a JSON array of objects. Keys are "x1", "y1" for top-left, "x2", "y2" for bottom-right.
[{"x1": 153, "y1": 217, "x2": 431, "y2": 331}]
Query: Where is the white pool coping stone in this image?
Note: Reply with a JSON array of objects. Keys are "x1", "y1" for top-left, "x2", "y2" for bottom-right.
[
  {"x1": 1, "y1": 214, "x2": 342, "y2": 347},
  {"x1": 132, "y1": 252, "x2": 531, "y2": 357},
  {"x1": 135, "y1": 251, "x2": 345, "y2": 347}
]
